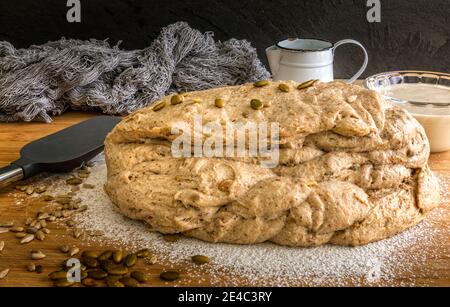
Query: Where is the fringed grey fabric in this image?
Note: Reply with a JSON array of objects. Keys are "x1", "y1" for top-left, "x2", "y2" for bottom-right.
[{"x1": 0, "y1": 22, "x2": 269, "y2": 122}]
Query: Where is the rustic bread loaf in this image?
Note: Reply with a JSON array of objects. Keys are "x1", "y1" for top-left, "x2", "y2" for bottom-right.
[{"x1": 104, "y1": 81, "x2": 440, "y2": 246}]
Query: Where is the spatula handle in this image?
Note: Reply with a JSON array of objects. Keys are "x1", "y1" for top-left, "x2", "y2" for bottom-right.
[{"x1": 0, "y1": 164, "x2": 24, "y2": 190}]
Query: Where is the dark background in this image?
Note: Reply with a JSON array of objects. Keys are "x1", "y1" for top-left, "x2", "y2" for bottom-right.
[{"x1": 0, "y1": 0, "x2": 448, "y2": 78}]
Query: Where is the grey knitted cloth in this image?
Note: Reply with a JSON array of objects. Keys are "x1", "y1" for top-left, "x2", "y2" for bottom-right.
[{"x1": 0, "y1": 22, "x2": 269, "y2": 122}]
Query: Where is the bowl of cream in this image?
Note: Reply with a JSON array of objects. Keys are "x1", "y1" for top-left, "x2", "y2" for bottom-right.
[{"x1": 365, "y1": 71, "x2": 450, "y2": 153}]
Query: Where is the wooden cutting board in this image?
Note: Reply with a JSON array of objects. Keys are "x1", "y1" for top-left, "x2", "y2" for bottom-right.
[{"x1": 0, "y1": 111, "x2": 449, "y2": 287}]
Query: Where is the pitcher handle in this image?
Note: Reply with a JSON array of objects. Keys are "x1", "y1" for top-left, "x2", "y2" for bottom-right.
[{"x1": 333, "y1": 39, "x2": 369, "y2": 84}]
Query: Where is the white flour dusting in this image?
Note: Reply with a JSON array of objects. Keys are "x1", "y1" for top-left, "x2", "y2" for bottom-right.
[{"x1": 46, "y1": 155, "x2": 449, "y2": 286}]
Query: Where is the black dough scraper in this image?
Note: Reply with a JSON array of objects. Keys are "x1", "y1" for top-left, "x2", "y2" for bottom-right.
[{"x1": 0, "y1": 116, "x2": 121, "y2": 190}]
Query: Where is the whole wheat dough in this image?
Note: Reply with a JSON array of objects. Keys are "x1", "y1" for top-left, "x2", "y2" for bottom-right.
[{"x1": 104, "y1": 81, "x2": 440, "y2": 246}]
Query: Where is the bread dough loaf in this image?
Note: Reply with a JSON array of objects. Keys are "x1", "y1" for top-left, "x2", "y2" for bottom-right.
[{"x1": 104, "y1": 81, "x2": 440, "y2": 246}]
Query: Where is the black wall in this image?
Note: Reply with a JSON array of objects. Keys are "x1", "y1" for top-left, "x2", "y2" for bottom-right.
[{"x1": 0, "y1": 0, "x2": 449, "y2": 78}]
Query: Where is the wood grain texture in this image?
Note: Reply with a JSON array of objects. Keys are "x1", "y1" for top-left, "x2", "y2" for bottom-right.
[{"x1": 0, "y1": 110, "x2": 449, "y2": 287}]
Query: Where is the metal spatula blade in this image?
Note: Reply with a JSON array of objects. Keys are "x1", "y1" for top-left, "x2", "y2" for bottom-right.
[{"x1": 0, "y1": 116, "x2": 121, "y2": 189}]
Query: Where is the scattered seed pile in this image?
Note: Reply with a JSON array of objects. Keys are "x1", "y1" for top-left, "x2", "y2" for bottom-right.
[{"x1": 40, "y1": 155, "x2": 447, "y2": 286}]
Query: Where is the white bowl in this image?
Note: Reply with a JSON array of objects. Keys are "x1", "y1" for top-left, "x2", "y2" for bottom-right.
[{"x1": 364, "y1": 71, "x2": 450, "y2": 153}]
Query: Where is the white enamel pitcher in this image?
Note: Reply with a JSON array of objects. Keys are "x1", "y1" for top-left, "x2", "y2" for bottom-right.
[{"x1": 266, "y1": 38, "x2": 368, "y2": 83}]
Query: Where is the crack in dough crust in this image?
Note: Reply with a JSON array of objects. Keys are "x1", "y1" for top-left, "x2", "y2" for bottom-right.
[{"x1": 104, "y1": 81, "x2": 440, "y2": 246}]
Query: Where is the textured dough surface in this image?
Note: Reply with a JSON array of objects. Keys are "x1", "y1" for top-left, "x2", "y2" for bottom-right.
[{"x1": 104, "y1": 81, "x2": 440, "y2": 246}]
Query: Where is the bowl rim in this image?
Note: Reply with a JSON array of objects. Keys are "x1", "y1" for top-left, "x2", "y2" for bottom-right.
[{"x1": 364, "y1": 70, "x2": 450, "y2": 108}]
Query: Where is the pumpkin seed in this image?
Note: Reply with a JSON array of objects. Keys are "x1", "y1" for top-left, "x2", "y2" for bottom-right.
[
  {"x1": 107, "y1": 266, "x2": 128, "y2": 276},
  {"x1": 152, "y1": 101, "x2": 166, "y2": 112},
  {"x1": 69, "y1": 247, "x2": 80, "y2": 257},
  {"x1": 38, "y1": 213, "x2": 50, "y2": 220},
  {"x1": 81, "y1": 257, "x2": 98, "y2": 268},
  {"x1": 35, "y1": 230, "x2": 45, "y2": 241},
  {"x1": 160, "y1": 271, "x2": 180, "y2": 281},
  {"x1": 60, "y1": 245, "x2": 70, "y2": 253},
  {"x1": 124, "y1": 254, "x2": 137, "y2": 267},
  {"x1": 215, "y1": 98, "x2": 225, "y2": 108},
  {"x1": 191, "y1": 255, "x2": 209, "y2": 265},
  {"x1": 35, "y1": 265, "x2": 43, "y2": 273},
  {"x1": 88, "y1": 269, "x2": 108, "y2": 280},
  {"x1": 171, "y1": 94, "x2": 184, "y2": 105},
  {"x1": 100, "y1": 260, "x2": 115, "y2": 272},
  {"x1": 20, "y1": 234, "x2": 35, "y2": 244},
  {"x1": 250, "y1": 99, "x2": 263, "y2": 110},
  {"x1": 66, "y1": 178, "x2": 82, "y2": 185},
  {"x1": 98, "y1": 250, "x2": 113, "y2": 261},
  {"x1": 53, "y1": 279, "x2": 75, "y2": 287},
  {"x1": 48, "y1": 270, "x2": 69, "y2": 280},
  {"x1": 120, "y1": 277, "x2": 139, "y2": 287},
  {"x1": 43, "y1": 195, "x2": 54, "y2": 201},
  {"x1": 0, "y1": 269, "x2": 10, "y2": 279},
  {"x1": 253, "y1": 80, "x2": 269, "y2": 87},
  {"x1": 15, "y1": 232, "x2": 27, "y2": 238},
  {"x1": 112, "y1": 250, "x2": 123, "y2": 263},
  {"x1": 130, "y1": 271, "x2": 149, "y2": 283},
  {"x1": 31, "y1": 250, "x2": 46, "y2": 260},
  {"x1": 82, "y1": 278, "x2": 103, "y2": 287},
  {"x1": 26, "y1": 263, "x2": 36, "y2": 272},
  {"x1": 278, "y1": 83, "x2": 290, "y2": 92},
  {"x1": 0, "y1": 241, "x2": 4, "y2": 252},
  {"x1": 297, "y1": 79, "x2": 318, "y2": 90},
  {"x1": 81, "y1": 250, "x2": 98, "y2": 259},
  {"x1": 10, "y1": 226, "x2": 24, "y2": 233},
  {"x1": 107, "y1": 279, "x2": 125, "y2": 287},
  {"x1": 82, "y1": 184, "x2": 95, "y2": 189},
  {"x1": 136, "y1": 249, "x2": 150, "y2": 258}
]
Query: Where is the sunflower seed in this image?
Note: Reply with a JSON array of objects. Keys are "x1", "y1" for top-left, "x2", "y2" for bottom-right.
[
  {"x1": 73, "y1": 229, "x2": 82, "y2": 239},
  {"x1": 0, "y1": 269, "x2": 10, "y2": 279},
  {"x1": 69, "y1": 247, "x2": 80, "y2": 256},
  {"x1": 35, "y1": 230, "x2": 45, "y2": 241},
  {"x1": 60, "y1": 245, "x2": 70, "y2": 253},
  {"x1": 46, "y1": 215, "x2": 56, "y2": 222},
  {"x1": 31, "y1": 250, "x2": 46, "y2": 260},
  {"x1": 26, "y1": 263, "x2": 36, "y2": 272},
  {"x1": 38, "y1": 213, "x2": 50, "y2": 220},
  {"x1": 20, "y1": 234, "x2": 35, "y2": 244},
  {"x1": 160, "y1": 271, "x2": 180, "y2": 281},
  {"x1": 0, "y1": 228, "x2": 9, "y2": 234},
  {"x1": 0, "y1": 241, "x2": 4, "y2": 252}
]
